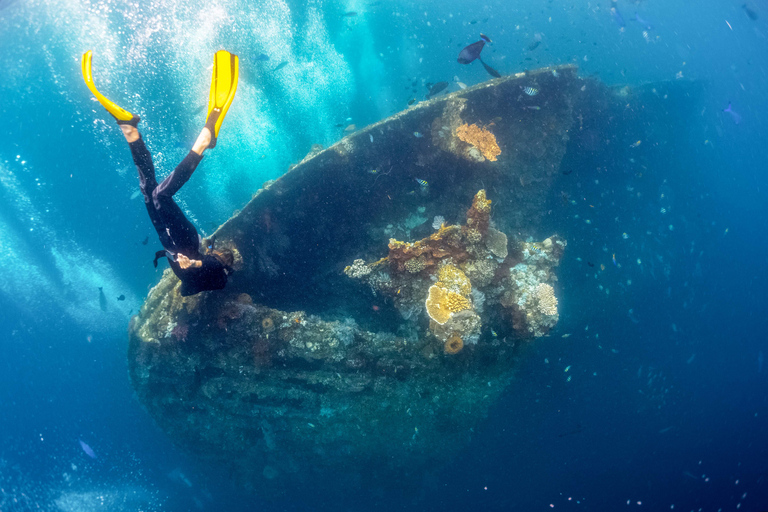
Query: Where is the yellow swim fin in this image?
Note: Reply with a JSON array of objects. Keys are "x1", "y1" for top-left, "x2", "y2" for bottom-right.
[
  {"x1": 204, "y1": 50, "x2": 239, "y2": 148},
  {"x1": 81, "y1": 50, "x2": 139, "y2": 126}
]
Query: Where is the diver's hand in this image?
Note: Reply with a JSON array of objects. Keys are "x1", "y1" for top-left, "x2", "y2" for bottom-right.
[{"x1": 177, "y1": 254, "x2": 202, "y2": 269}]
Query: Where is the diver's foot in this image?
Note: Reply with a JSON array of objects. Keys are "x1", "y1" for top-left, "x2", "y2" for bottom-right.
[
  {"x1": 120, "y1": 124, "x2": 140, "y2": 143},
  {"x1": 192, "y1": 127, "x2": 212, "y2": 155}
]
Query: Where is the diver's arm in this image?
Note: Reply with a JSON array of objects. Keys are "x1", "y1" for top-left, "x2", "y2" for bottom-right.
[{"x1": 177, "y1": 253, "x2": 203, "y2": 269}]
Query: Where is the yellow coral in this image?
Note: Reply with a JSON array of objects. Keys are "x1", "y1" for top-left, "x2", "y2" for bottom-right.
[
  {"x1": 447, "y1": 293, "x2": 471, "y2": 312},
  {"x1": 444, "y1": 333, "x2": 464, "y2": 354},
  {"x1": 456, "y1": 124, "x2": 501, "y2": 162},
  {"x1": 437, "y1": 265, "x2": 472, "y2": 296},
  {"x1": 425, "y1": 285, "x2": 471, "y2": 325},
  {"x1": 534, "y1": 283, "x2": 558, "y2": 316}
]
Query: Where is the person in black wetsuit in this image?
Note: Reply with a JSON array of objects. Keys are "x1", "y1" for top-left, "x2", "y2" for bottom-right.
[
  {"x1": 122, "y1": 121, "x2": 233, "y2": 296},
  {"x1": 82, "y1": 49, "x2": 239, "y2": 296}
]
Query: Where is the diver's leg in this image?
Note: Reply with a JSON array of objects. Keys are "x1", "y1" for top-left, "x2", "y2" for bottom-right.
[
  {"x1": 127, "y1": 133, "x2": 158, "y2": 198},
  {"x1": 120, "y1": 124, "x2": 140, "y2": 143},
  {"x1": 191, "y1": 127, "x2": 212, "y2": 156},
  {"x1": 154, "y1": 125, "x2": 211, "y2": 198}
]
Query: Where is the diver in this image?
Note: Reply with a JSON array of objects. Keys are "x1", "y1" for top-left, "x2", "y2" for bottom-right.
[{"x1": 82, "y1": 50, "x2": 239, "y2": 296}]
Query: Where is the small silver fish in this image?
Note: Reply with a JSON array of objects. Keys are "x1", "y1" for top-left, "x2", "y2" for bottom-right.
[
  {"x1": 457, "y1": 82, "x2": 467, "y2": 89},
  {"x1": 413, "y1": 131, "x2": 424, "y2": 138},
  {"x1": 369, "y1": 134, "x2": 374, "y2": 142},
  {"x1": 552, "y1": 69, "x2": 559, "y2": 78},
  {"x1": 526, "y1": 106, "x2": 541, "y2": 110},
  {"x1": 523, "y1": 86, "x2": 539, "y2": 96},
  {"x1": 415, "y1": 178, "x2": 428, "y2": 187}
]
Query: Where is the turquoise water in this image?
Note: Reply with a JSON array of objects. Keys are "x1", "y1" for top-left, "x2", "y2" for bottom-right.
[{"x1": 1, "y1": 0, "x2": 767, "y2": 510}]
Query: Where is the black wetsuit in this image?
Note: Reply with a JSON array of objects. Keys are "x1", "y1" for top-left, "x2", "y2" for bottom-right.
[{"x1": 129, "y1": 136, "x2": 228, "y2": 296}]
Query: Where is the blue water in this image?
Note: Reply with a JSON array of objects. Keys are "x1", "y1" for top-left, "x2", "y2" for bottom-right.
[{"x1": 1, "y1": 0, "x2": 766, "y2": 510}]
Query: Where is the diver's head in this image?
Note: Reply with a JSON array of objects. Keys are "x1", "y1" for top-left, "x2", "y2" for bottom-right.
[{"x1": 211, "y1": 248, "x2": 234, "y2": 268}]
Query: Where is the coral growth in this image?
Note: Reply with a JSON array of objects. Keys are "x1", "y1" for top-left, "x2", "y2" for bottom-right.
[
  {"x1": 532, "y1": 283, "x2": 558, "y2": 316},
  {"x1": 456, "y1": 123, "x2": 501, "y2": 162},
  {"x1": 464, "y1": 189, "x2": 492, "y2": 237},
  {"x1": 437, "y1": 265, "x2": 472, "y2": 296},
  {"x1": 261, "y1": 316, "x2": 275, "y2": 333},
  {"x1": 345, "y1": 190, "x2": 564, "y2": 344},
  {"x1": 387, "y1": 224, "x2": 468, "y2": 274},
  {"x1": 444, "y1": 334, "x2": 464, "y2": 354},
  {"x1": 485, "y1": 227, "x2": 508, "y2": 259},
  {"x1": 425, "y1": 285, "x2": 470, "y2": 325},
  {"x1": 344, "y1": 259, "x2": 372, "y2": 279}
]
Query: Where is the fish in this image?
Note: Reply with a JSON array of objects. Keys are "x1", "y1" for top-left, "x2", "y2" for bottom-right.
[
  {"x1": 414, "y1": 178, "x2": 428, "y2": 187},
  {"x1": 253, "y1": 53, "x2": 270, "y2": 61},
  {"x1": 98, "y1": 287, "x2": 107, "y2": 312},
  {"x1": 369, "y1": 134, "x2": 374, "y2": 143},
  {"x1": 457, "y1": 33, "x2": 491, "y2": 64},
  {"x1": 407, "y1": 98, "x2": 416, "y2": 105},
  {"x1": 562, "y1": 170, "x2": 572, "y2": 175},
  {"x1": 479, "y1": 58, "x2": 501, "y2": 78},
  {"x1": 526, "y1": 105, "x2": 541, "y2": 110},
  {"x1": 130, "y1": 190, "x2": 141, "y2": 200},
  {"x1": 413, "y1": 131, "x2": 424, "y2": 138},
  {"x1": 587, "y1": 261, "x2": 595, "y2": 267},
  {"x1": 79, "y1": 439, "x2": 97, "y2": 459},
  {"x1": 522, "y1": 86, "x2": 539, "y2": 96},
  {"x1": 456, "y1": 82, "x2": 467, "y2": 89},
  {"x1": 344, "y1": 124, "x2": 357, "y2": 132},
  {"x1": 343, "y1": 11, "x2": 358, "y2": 17},
  {"x1": 117, "y1": 294, "x2": 126, "y2": 301},
  {"x1": 723, "y1": 102, "x2": 741, "y2": 124},
  {"x1": 552, "y1": 69, "x2": 559, "y2": 78},
  {"x1": 141, "y1": 236, "x2": 149, "y2": 245},
  {"x1": 611, "y1": 6, "x2": 626, "y2": 27},
  {"x1": 272, "y1": 61, "x2": 288, "y2": 72},
  {"x1": 742, "y1": 4, "x2": 758, "y2": 20},
  {"x1": 612, "y1": 254, "x2": 617, "y2": 266},
  {"x1": 426, "y1": 81, "x2": 449, "y2": 98},
  {"x1": 633, "y1": 12, "x2": 653, "y2": 30},
  {"x1": 528, "y1": 40, "x2": 541, "y2": 51}
]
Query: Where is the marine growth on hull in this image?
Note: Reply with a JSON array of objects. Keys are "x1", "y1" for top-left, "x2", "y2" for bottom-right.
[{"x1": 127, "y1": 65, "x2": 697, "y2": 498}]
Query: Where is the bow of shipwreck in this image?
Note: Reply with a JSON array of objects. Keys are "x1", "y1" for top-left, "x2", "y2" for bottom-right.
[{"x1": 127, "y1": 66, "x2": 700, "y2": 498}]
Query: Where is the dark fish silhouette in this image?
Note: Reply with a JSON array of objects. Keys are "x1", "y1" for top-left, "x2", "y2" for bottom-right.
[
  {"x1": 141, "y1": 236, "x2": 149, "y2": 245},
  {"x1": 743, "y1": 4, "x2": 758, "y2": 20},
  {"x1": 117, "y1": 294, "x2": 126, "y2": 301},
  {"x1": 254, "y1": 53, "x2": 270, "y2": 61},
  {"x1": 426, "y1": 81, "x2": 449, "y2": 98},
  {"x1": 457, "y1": 34, "x2": 491, "y2": 64},
  {"x1": 343, "y1": 11, "x2": 358, "y2": 17},
  {"x1": 528, "y1": 40, "x2": 541, "y2": 51},
  {"x1": 587, "y1": 262, "x2": 595, "y2": 267},
  {"x1": 407, "y1": 98, "x2": 416, "y2": 105},
  {"x1": 98, "y1": 287, "x2": 107, "y2": 312},
  {"x1": 272, "y1": 61, "x2": 288, "y2": 72},
  {"x1": 479, "y1": 58, "x2": 501, "y2": 78}
]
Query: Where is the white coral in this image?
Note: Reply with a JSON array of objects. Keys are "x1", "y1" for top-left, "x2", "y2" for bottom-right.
[
  {"x1": 432, "y1": 215, "x2": 445, "y2": 230},
  {"x1": 533, "y1": 283, "x2": 558, "y2": 316}
]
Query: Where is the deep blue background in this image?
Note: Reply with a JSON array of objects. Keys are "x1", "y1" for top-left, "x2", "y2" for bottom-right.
[{"x1": 1, "y1": 0, "x2": 766, "y2": 510}]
